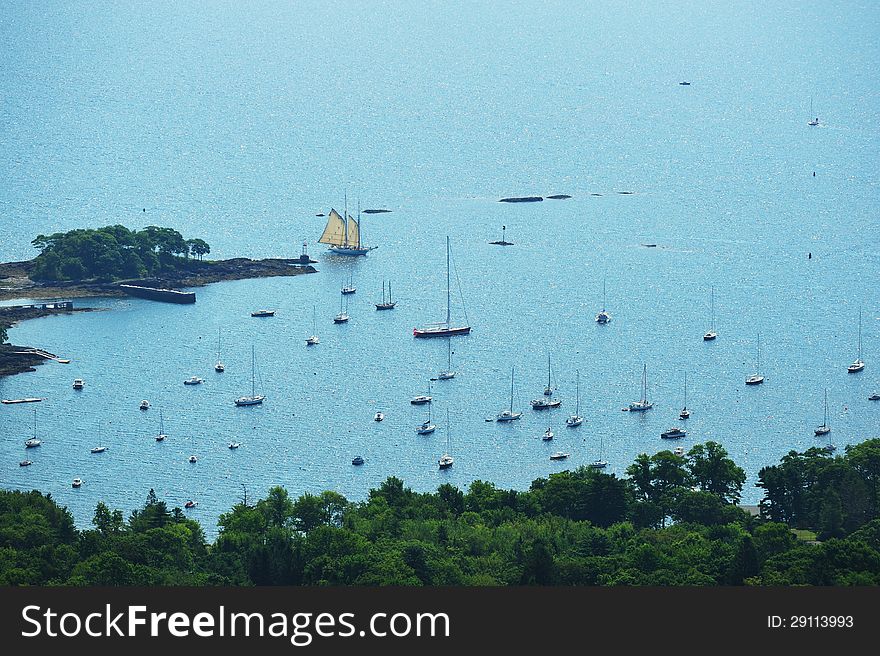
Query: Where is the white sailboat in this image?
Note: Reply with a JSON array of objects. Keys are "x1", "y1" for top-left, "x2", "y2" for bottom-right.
[
  {"x1": 438, "y1": 338, "x2": 456, "y2": 380},
  {"x1": 497, "y1": 367, "x2": 523, "y2": 421},
  {"x1": 531, "y1": 354, "x2": 561, "y2": 409},
  {"x1": 155, "y1": 409, "x2": 167, "y2": 442},
  {"x1": 334, "y1": 287, "x2": 350, "y2": 323},
  {"x1": 679, "y1": 372, "x2": 690, "y2": 419},
  {"x1": 375, "y1": 280, "x2": 396, "y2": 310},
  {"x1": 566, "y1": 369, "x2": 583, "y2": 427},
  {"x1": 341, "y1": 272, "x2": 356, "y2": 295},
  {"x1": 416, "y1": 399, "x2": 436, "y2": 435},
  {"x1": 815, "y1": 388, "x2": 831, "y2": 436},
  {"x1": 589, "y1": 433, "x2": 608, "y2": 469},
  {"x1": 234, "y1": 345, "x2": 265, "y2": 406},
  {"x1": 24, "y1": 407, "x2": 41, "y2": 448},
  {"x1": 595, "y1": 278, "x2": 611, "y2": 324},
  {"x1": 215, "y1": 328, "x2": 225, "y2": 372},
  {"x1": 318, "y1": 197, "x2": 377, "y2": 256},
  {"x1": 414, "y1": 236, "x2": 471, "y2": 337},
  {"x1": 306, "y1": 305, "x2": 319, "y2": 345},
  {"x1": 703, "y1": 287, "x2": 717, "y2": 340},
  {"x1": 808, "y1": 96, "x2": 819, "y2": 126},
  {"x1": 848, "y1": 309, "x2": 865, "y2": 373},
  {"x1": 746, "y1": 334, "x2": 765, "y2": 385},
  {"x1": 628, "y1": 364, "x2": 653, "y2": 411},
  {"x1": 438, "y1": 409, "x2": 454, "y2": 469}
]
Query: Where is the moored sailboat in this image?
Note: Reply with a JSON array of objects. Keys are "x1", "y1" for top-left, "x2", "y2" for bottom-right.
[
  {"x1": 814, "y1": 388, "x2": 831, "y2": 436},
  {"x1": 595, "y1": 278, "x2": 611, "y2": 324},
  {"x1": 848, "y1": 310, "x2": 865, "y2": 373},
  {"x1": 566, "y1": 369, "x2": 583, "y2": 427},
  {"x1": 438, "y1": 409, "x2": 454, "y2": 470},
  {"x1": 375, "y1": 281, "x2": 396, "y2": 310},
  {"x1": 628, "y1": 364, "x2": 653, "y2": 411},
  {"x1": 746, "y1": 334, "x2": 765, "y2": 385},
  {"x1": 532, "y1": 354, "x2": 561, "y2": 409},
  {"x1": 306, "y1": 305, "x2": 319, "y2": 345},
  {"x1": 414, "y1": 237, "x2": 471, "y2": 337},
  {"x1": 703, "y1": 287, "x2": 717, "y2": 340},
  {"x1": 234, "y1": 345, "x2": 265, "y2": 406},
  {"x1": 497, "y1": 367, "x2": 523, "y2": 421}
]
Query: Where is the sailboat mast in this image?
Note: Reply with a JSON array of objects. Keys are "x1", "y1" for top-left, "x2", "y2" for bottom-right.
[
  {"x1": 575, "y1": 370, "x2": 580, "y2": 415},
  {"x1": 858, "y1": 310, "x2": 862, "y2": 360},
  {"x1": 510, "y1": 367, "x2": 515, "y2": 412},
  {"x1": 642, "y1": 364, "x2": 647, "y2": 402},
  {"x1": 824, "y1": 388, "x2": 828, "y2": 426},
  {"x1": 548, "y1": 353, "x2": 552, "y2": 390},
  {"x1": 711, "y1": 287, "x2": 715, "y2": 330},
  {"x1": 344, "y1": 192, "x2": 349, "y2": 247},
  {"x1": 446, "y1": 236, "x2": 451, "y2": 327},
  {"x1": 603, "y1": 279, "x2": 606, "y2": 311}
]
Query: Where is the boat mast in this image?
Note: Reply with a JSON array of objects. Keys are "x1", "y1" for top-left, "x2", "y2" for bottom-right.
[
  {"x1": 710, "y1": 287, "x2": 715, "y2": 331},
  {"x1": 684, "y1": 372, "x2": 687, "y2": 409},
  {"x1": 642, "y1": 364, "x2": 647, "y2": 403},
  {"x1": 858, "y1": 309, "x2": 862, "y2": 361},
  {"x1": 344, "y1": 192, "x2": 349, "y2": 248},
  {"x1": 446, "y1": 236, "x2": 451, "y2": 327},
  {"x1": 510, "y1": 367, "x2": 515, "y2": 413},
  {"x1": 602, "y1": 278, "x2": 606, "y2": 312},
  {"x1": 251, "y1": 345, "x2": 256, "y2": 397},
  {"x1": 823, "y1": 388, "x2": 828, "y2": 427},
  {"x1": 357, "y1": 199, "x2": 362, "y2": 250},
  {"x1": 575, "y1": 369, "x2": 580, "y2": 415}
]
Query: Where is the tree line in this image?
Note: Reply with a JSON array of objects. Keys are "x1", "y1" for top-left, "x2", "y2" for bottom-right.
[
  {"x1": 29, "y1": 225, "x2": 211, "y2": 282},
  {"x1": 2, "y1": 440, "x2": 879, "y2": 586}
]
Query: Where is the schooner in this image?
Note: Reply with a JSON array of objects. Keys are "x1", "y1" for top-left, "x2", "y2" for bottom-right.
[{"x1": 317, "y1": 200, "x2": 376, "y2": 256}]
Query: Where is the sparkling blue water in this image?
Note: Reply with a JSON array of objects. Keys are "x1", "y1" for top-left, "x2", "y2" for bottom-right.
[{"x1": 2, "y1": 1, "x2": 879, "y2": 534}]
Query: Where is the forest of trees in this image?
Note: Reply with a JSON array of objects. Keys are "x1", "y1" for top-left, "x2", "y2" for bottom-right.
[
  {"x1": 2, "y1": 440, "x2": 880, "y2": 586},
  {"x1": 29, "y1": 225, "x2": 211, "y2": 282}
]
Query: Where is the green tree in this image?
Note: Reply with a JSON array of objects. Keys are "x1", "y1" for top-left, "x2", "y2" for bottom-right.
[{"x1": 687, "y1": 441, "x2": 747, "y2": 503}]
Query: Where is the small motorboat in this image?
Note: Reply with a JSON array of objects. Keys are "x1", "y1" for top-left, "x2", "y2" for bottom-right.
[
  {"x1": 90, "y1": 446, "x2": 108, "y2": 453},
  {"x1": 72, "y1": 379, "x2": 85, "y2": 389},
  {"x1": 703, "y1": 331, "x2": 717, "y2": 341},
  {"x1": 155, "y1": 433, "x2": 167, "y2": 442},
  {"x1": 306, "y1": 335, "x2": 319, "y2": 345},
  {"x1": 228, "y1": 442, "x2": 241, "y2": 449},
  {"x1": 140, "y1": 400, "x2": 151, "y2": 410},
  {"x1": 188, "y1": 455, "x2": 198, "y2": 463},
  {"x1": 374, "y1": 411, "x2": 385, "y2": 422},
  {"x1": 214, "y1": 362, "x2": 225, "y2": 372},
  {"x1": 542, "y1": 427, "x2": 554, "y2": 441},
  {"x1": 251, "y1": 309, "x2": 275, "y2": 317},
  {"x1": 72, "y1": 478, "x2": 83, "y2": 488},
  {"x1": 673, "y1": 446, "x2": 685, "y2": 456},
  {"x1": 19, "y1": 460, "x2": 33, "y2": 467},
  {"x1": 661, "y1": 427, "x2": 687, "y2": 439},
  {"x1": 410, "y1": 395, "x2": 432, "y2": 405},
  {"x1": 531, "y1": 397, "x2": 561, "y2": 409},
  {"x1": 679, "y1": 408, "x2": 690, "y2": 419},
  {"x1": 184, "y1": 376, "x2": 204, "y2": 385},
  {"x1": 352, "y1": 455, "x2": 365, "y2": 466},
  {"x1": 184, "y1": 500, "x2": 197, "y2": 509},
  {"x1": 549, "y1": 452, "x2": 569, "y2": 461},
  {"x1": 869, "y1": 394, "x2": 880, "y2": 401},
  {"x1": 25, "y1": 438, "x2": 41, "y2": 448},
  {"x1": 745, "y1": 375, "x2": 764, "y2": 385}
]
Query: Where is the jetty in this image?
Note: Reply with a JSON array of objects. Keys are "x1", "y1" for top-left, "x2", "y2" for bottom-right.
[{"x1": 119, "y1": 284, "x2": 196, "y2": 304}]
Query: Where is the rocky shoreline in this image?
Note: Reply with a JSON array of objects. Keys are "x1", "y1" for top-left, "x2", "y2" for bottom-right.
[{"x1": 0, "y1": 257, "x2": 316, "y2": 302}]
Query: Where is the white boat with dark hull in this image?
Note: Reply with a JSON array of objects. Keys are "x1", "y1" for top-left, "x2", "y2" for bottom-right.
[
  {"x1": 306, "y1": 305, "x2": 319, "y2": 345},
  {"x1": 416, "y1": 400, "x2": 436, "y2": 435},
  {"x1": 374, "y1": 412, "x2": 385, "y2": 422},
  {"x1": 497, "y1": 367, "x2": 523, "y2": 421},
  {"x1": 589, "y1": 433, "x2": 608, "y2": 469},
  {"x1": 140, "y1": 400, "x2": 151, "y2": 410},
  {"x1": 251, "y1": 309, "x2": 275, "y2": 317},
  {"x1": 24, "y1": 408, "x2": 41, "y2": 448},
  {"x1": 334, "y1": 288, "x2": 350, "y2": 323},
  {"x1": 848, "y1": 310, "x2": 865, "y2": 373},
  {"x1": 438, "y1": 410, "x2": 454, "y2": 470},
  {"x1": 628, "y1": 365, "x2": 653, "y2": 411},
  {"x1": 703, "y1": 287, "x2": 717, "y2": 341},
  {"x1": 184, "y1": 376, "x2": 204, "y2": 385},
  {"x1": 661, "y1": 427, "x2": 687, "y2": 439},
  {"x1": 156, "y1": 410, "x2": 167, "y2": 442},
  {"x1": 746, "y1": 334, "x2": 765, "y2": 385},
  {"x1": 679, "y1": 373, "x2": 690, "y2": 419},
  {"x1": 566, "y1": 369, "x2": 583, "y2": 427},
  {"x1": 375, "y1": 281, "x2": 397, "y2": 310},
  {"x1": 814, "y1": 388, "x2": 831, "y2": 436},
  {"x1": 549, "y1": 452, "x2": 570, "y2": 461},
  {"x1": 807, "y1": 96, "x2": 820, "y2": 126},
  {"x1": 215, "y1": 329, "x2": 225, "y2": 372},
  {"x1": 352, "y1": 455, "x2": 365, "y2": 466},
  {"x1": 90, "y1": 446, "x2": 108, "y2": 453},
  {"x1": 595, "y1": 278, "x2": 611, "y2": 324},
  {"x1": 234, "y1": 345, "x2": 265, "y2": 406},
  {"x1": 414, "y1": 237, "x2": 471, "y2": 338},
  {"x1": 341, "y1": 273, "x2": 356, "y2": 295},
  {"x1": 72, "y1": 378, "x2": 85, "y2": 390},
  {"x1": 532, "y1": 354, "x2": 561, "y2": 409},
  {"x1": 72, "y1": 478, "x2": 83, "y2": 488}
]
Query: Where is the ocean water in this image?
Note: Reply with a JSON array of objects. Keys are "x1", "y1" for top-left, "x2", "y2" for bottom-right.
[{"x1": 1, "y1": 1, "x2": 879, "y2": 534}]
